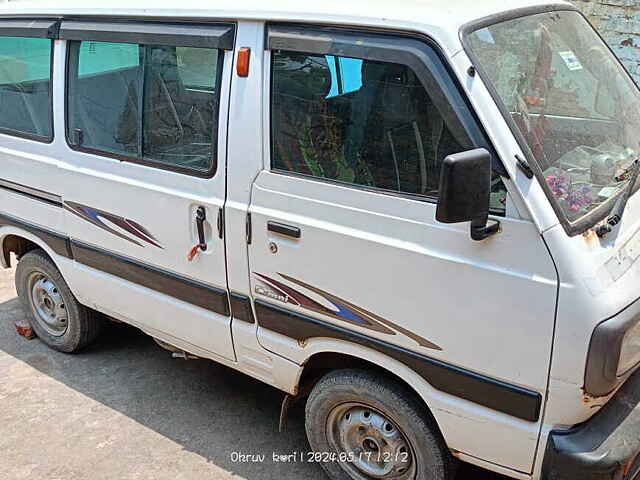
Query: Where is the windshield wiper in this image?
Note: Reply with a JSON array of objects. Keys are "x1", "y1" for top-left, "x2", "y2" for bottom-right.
[{"x1": 596, "y1": 159, "x2": 640, "y2": 238}]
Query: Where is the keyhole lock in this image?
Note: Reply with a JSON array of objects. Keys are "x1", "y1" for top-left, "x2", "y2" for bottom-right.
[{"x1": 269, "y1": 242, "x2": 278, "y2": 254}]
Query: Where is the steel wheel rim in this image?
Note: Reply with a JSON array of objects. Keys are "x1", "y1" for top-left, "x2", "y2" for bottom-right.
[
  {"x1": 327, "y1": 402, "x2": 416, "y2": 480},
  {"x1": 27, "y1": 271, "x2": 68, "y2": 337}
]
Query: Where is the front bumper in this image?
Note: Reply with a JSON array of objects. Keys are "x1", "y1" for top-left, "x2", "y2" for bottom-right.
[{"x1": 542, "y1": 370, "x2": 640, "y2": 480}]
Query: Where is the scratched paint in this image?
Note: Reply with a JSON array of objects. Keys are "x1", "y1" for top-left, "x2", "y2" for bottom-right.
[{"x1": 572, "y1": 0, "x2": 640, "y2": 84}]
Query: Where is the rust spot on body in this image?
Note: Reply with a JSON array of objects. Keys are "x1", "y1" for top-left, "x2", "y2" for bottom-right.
[
  {"x1": 583, "y1": 228, "x2": 600, "y2": 247},
  {"x1": 623, "y1": 452, "x2": 640, "y2": 476}
]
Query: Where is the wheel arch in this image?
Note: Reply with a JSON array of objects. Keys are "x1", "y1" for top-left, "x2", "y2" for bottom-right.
[
  {"x1": 1, "y1": 227, "x2": 61, "y2": 269},
  {"x1": 292, "y1": 339, "x2": 451, "y2": 444},
  {"x1": 281, "y1": 335, "x2": 540, "y2": 473}
]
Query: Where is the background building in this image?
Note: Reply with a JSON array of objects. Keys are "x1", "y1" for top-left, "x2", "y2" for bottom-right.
[{"x1": 571, "y1": 0, "x2": 640, "y2": 83}]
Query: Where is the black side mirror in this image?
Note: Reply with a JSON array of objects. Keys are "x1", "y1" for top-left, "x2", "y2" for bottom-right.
[{"x1": 436, "y1": 148, "x2": 501, "y2": 241}]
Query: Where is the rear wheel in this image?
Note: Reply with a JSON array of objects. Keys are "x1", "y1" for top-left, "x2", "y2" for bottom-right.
[
  {"x1": 16, "y1": 249, "x2": 102, "y2": 353},
  {"x1": 305, "y1": 369, "x2": 456, "y2": 480}
]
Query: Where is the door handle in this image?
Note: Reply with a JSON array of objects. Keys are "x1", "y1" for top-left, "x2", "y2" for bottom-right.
[
  {"x1": 268, "y1": 221, "x2": 301, "y2": 239},
  {"x1": 188, "y1": 206, "x2": 208, "y2": 262},
  {"x1": 196, "y1": 206, "x2": 208, "y2": 251}
]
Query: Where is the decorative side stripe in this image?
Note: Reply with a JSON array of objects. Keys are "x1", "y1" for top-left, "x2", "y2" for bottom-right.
[
  {"x1": 254, "y1": 273, "x2": 442, "y2": 351},
  {"x1": 70, "y1": 240, "x2": 229, "y2": 316},
  {"x1": 64, "y1": 201, "x2": 163, "y2": 249},
  {"x1": 255, "y1": 300, "x2": 542, "y2": 422},
  {"x1": 0, "y1": 178, "x2": 62, "y2": 207},
  {"x1": 229, "y1": 292, "x2": 255, "y2": 324},
  {"x1": 0, "y1": 211, "x2": 227, "y2": 316}
]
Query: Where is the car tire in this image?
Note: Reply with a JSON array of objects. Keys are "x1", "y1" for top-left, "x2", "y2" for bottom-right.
[
  {"x1": 15, "y1": 249, "x2": 102, "y2": 353},
  {"x1": 305, "y1": 369, "x2": 456, "y2": 480}
]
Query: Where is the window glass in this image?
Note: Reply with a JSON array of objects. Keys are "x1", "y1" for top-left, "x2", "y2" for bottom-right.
[
  {"x1": 68, "y1": 41, "x2": 221, "y2": 175},
  {"x1": 78, "y1": 41, "x2": 139, "y2": 76},
  {"x1": 467, "y1": 12, "x2": 640, "y2": 224},
  {"x1": 70, "y1": 41, "x2": 141, "y2": 156},
  {"x1": 271, "y1": 50, "x2": 506, "y2": 211},
  {"x1": 0, "y1": 36, "x2": 52, "y2": 139},
  {"x1": 142, "y1": 46, "x2": 220, "y2": 171},
  {"x1": 177, "y1": 47, "x2": 217, "y2": 89}
]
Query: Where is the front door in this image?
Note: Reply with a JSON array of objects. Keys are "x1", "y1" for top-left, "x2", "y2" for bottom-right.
[
  {"x1": 247, "y1": 26, "x2": 558, "y2": 472},
  {"x1": 60, "y1": 21, "x2": 235, "y2": 360}
]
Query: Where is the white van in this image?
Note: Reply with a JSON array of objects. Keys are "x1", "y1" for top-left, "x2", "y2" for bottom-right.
[{"x1": 1, "y1": 0, "x2": 640, "y2": 478}]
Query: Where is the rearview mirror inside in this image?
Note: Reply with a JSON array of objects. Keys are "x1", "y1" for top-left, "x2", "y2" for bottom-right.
[{"x1": 436, "y1": 148, "x2": 501, "y2": 241}]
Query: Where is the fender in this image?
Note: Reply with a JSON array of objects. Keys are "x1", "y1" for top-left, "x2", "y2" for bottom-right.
[
  {"x1": 255, "y1": 299, "x2": 541, "y2": 421},
  {"x1": 259, "y1": 326, "x2": 542, "y2": 475}
]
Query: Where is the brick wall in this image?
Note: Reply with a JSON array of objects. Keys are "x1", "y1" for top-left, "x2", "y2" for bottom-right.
[{"x1": 572, "y1": 0, "x2": 640, "y2": 83}]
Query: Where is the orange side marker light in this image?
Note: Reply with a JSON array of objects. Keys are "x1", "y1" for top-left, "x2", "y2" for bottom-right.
[{"x1": 237, "y1": 47, "x2": 251, "y2": 77}]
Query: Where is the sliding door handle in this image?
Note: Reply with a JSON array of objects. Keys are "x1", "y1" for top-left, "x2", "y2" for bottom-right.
[
  {"x1": 196, "y1": 207, "x2": 208, "y2": 251},
  {"x1": 188, "y1": 206, "x2": 208, "y2": 262},
  {"x1": 268, "y1": 221, "x2": 301, "y2": 239}
]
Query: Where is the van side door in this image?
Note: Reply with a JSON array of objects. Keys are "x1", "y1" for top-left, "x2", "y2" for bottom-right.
[
  {"x1": 59, "y1": 21, "x2": 235, "y2": 360},
  {"x1": 247, "y1": 26, "x2": 558, "y2": 473}
]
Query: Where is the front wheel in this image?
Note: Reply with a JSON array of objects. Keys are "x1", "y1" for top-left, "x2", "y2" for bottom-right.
[{"x1": 305, "y1": 369, "x2": 456, "y2": 480}]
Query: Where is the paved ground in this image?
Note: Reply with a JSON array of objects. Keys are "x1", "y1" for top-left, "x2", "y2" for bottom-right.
[{"x1": 0, "y1": 264, "x2": 507, "y2": 480}]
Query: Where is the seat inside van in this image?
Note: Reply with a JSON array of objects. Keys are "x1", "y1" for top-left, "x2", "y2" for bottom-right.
[
  {"x1": 271, "y1": 53, "x2": 463, "y2": 196},
  {"x1": 69, "y1": 44, "x2": 217, "y2": 171},
  {"x1": 0, "y1": 56, "x2": 51, "y2": 138}
]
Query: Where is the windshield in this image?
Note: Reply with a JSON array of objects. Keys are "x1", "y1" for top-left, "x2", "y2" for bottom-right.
[{"x1": 466, "y1": 10, "x2": 640, "y2": 233}]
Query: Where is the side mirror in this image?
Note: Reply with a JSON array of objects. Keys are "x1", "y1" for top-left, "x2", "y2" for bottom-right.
[{"x1": 436, "y1": 148, "x2": 501, "y2": 241}]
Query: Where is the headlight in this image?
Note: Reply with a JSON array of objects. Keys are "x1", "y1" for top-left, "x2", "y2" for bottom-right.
[
  {"x1": 618, "y1": 321, "x2": 640, "y2": 376},
  {"x1": 585, "y1": 306, "x2": 640, "y2": 397}
]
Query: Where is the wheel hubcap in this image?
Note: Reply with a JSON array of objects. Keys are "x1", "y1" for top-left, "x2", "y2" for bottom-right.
[
  {"x1": 328, "y1": 404, "x2": 415, "y2": 479},
  {"x1": 28, "y1": 272, "x2": 68, "y2": 337}
]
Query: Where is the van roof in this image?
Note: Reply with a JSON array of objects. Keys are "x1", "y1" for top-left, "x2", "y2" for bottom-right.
[{"x1": 0, "y1": 0, "x2": 574, "y2": 54}]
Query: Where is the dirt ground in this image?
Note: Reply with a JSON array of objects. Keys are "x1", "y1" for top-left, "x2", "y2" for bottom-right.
[{"x1": 0, "y1": 264, "x2": 507, "y2": 480}]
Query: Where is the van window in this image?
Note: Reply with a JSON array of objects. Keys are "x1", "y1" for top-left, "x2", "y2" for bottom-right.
[
  {"x1": 67, "y1": 41, "x2": 222, "y2": 176},
  {"x1": 271, "y1": 51, "x2": 466, "y2": 198},
  {"x1": 69, "y1": 41, "x2": 141, "y2": 157},
  {"x1": 78, "y1": 42, "x2": 139, "y2": 76},
  {"x1": 0, "y1": 37, "x2": 52, "y2": 140}
]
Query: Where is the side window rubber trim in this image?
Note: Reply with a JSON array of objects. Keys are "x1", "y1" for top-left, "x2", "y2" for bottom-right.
[
  {"x1": 59, "y1": 20, "x2": 235, "y2": 50},
  {"x1": 0, "y1": 18, "x2": 60, "y2": 39}
]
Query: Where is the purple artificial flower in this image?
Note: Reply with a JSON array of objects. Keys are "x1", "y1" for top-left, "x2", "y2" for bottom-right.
[
  {"x1": 564, "y1": 185, "x2": 593, "y2": 212},
  {"x1": 546, "y1": 171, "x2": 570, "y2": 198},
  {"x1": 546, "y1": 170, "x2": 593, "y2": 213}
]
